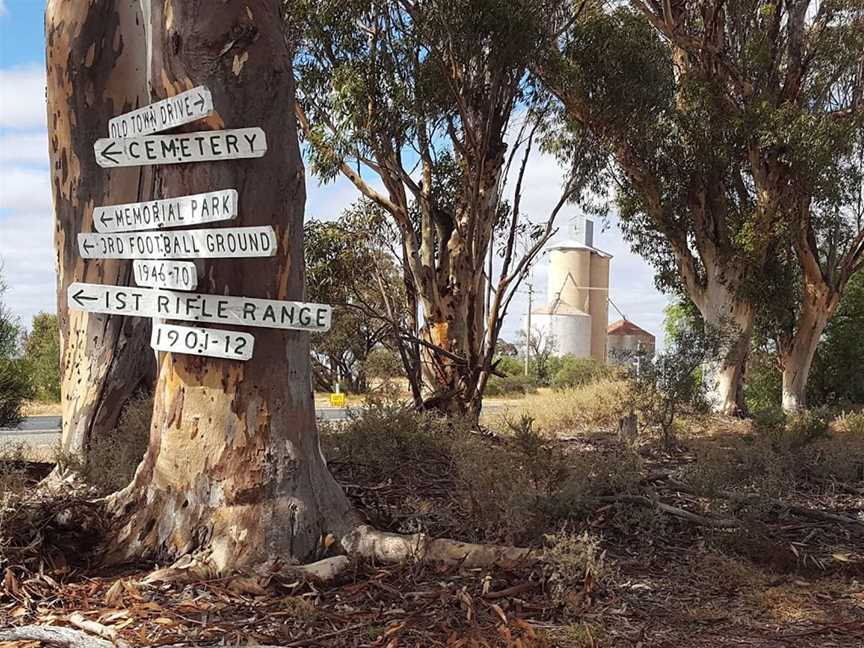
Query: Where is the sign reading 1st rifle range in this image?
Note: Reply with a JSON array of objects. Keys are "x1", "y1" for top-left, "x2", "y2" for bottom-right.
[{"x1": 68, "y1": 85, "x2": 332, "y2": 362}]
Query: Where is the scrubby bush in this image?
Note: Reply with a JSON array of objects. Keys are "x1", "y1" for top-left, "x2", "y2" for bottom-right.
[
  {"x1": 491, "y1": 378, "x2": 634, "y2": 433},
  {"x1": 744, "y1": 350, "x2": 782, "y2": 414},
  {"x1": 484, "y1": 373, "x2": 538, "y2": 397},
  {"x1": 752, "y1": 406, "x2": 832, "y2": 451},
  {"x1": 551, "y1": 356, "x2": 614, "y2": 390},
  {"x1": 22, "y1": 313, "x2": 60, "y2": 402},
  {"x1": 0, "y1": 359, "x2": 32, "y2": 428}
]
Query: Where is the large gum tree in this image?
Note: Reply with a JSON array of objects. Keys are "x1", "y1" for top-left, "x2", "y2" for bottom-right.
[
  {"x1": 46, "y1": 0, "x2": 156, "y2": 466},
  {"x1": 291, "y1": 0, "x2": 577, "y2": 418},
  {"x1": 94, "y1": 0, "x2": 527, "y2": 576},
  {"x1": 537, "y1": 4, "x2": 770, "y2": 415}
]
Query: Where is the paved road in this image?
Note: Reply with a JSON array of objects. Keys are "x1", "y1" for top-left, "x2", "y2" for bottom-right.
[{"x1": 0, "y1": 410, "x2": 351, "y2": 451}]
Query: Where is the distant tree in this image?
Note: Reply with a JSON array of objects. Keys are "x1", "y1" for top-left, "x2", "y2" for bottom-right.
[
  {"x1": 22, "y1": 313, "x2": 61, "y2": 402},
  {"x1": 0, "y1": 271, "x2": 30, "y2": 427},
  {"x1": 517, "y1": 327, "x2": 558, "y2": 385},
  {"x1": 538, "y1": 0, "x2": 864, "y2": 414},
  {"x1": 292, "y1": 0, "x2": 579, "y2": 418},
  {"x1": 634, "y1": 321, "x2": 721, "y2": 448},
  {"x1": 305, "y1": 202, "x2": 416, "y2": 397},
  {"x1": 808, "y1": 271, "x2": 864, "y2": 406}
]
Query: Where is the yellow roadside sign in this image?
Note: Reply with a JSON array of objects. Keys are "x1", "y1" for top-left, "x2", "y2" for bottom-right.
[{"x1": 329, "y1": 392, "x2": 346, "y2": 407}]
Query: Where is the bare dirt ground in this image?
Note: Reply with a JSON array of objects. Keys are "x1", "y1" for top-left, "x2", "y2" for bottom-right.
[{"x1": 1, "y1": 416, "x2": 862, "y2": 646}]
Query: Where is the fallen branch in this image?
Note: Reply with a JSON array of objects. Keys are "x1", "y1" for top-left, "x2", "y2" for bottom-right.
[
  {"x1": 69, "y1": 612, "x2": 129, "y2": 647},
  {"x1": 0, "y1": 625, "x2": 116, "y2": 648},
  {"x1": 594, "y1": 495, "x2": 742, "y2": 528}
]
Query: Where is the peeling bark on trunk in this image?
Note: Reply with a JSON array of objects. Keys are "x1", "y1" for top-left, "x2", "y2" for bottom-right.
[
  {"x1": 693, "y1": 277, "x2": 754, "y2": 417},
  {"x1": 779, "y1": 292, "x2": 836, "y2": 412},
  {"x1": 46, "y1": 0, "x2": 157, "y2": 463},
  {"x1": 105, "y1": 0, "x2": 353, "y2": 572}
]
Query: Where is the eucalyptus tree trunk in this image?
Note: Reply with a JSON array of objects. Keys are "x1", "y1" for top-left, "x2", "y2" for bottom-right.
[
  {"x1": 46, "y1": 0, "x2": 155, "y2": 463},
  {"x1": 106, "y1": 0, "x2": 354, "y2": 572}
]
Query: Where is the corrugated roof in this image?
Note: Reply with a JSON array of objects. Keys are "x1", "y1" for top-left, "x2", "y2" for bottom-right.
[
  {"x1": 546, "y1": 240, "x2": 613, "y2": 258},
  {"x1": 607, "y1": 319, "x2": 655, "y2": 338}
]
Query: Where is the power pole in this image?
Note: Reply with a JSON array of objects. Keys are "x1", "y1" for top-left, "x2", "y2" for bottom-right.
[{"x1": 524, "y1": 282, "x2": 533, "y2": 376}]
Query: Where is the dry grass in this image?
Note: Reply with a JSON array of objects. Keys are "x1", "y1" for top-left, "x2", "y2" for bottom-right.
[
  {"x1": 484, "y1": 379, "x2": 634, "y2": 434},
  {"x1": 19, "y1": 400, "x2": 62, "y2": 417}
]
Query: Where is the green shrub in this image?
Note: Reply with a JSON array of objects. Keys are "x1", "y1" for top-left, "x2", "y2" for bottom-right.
[
  {"x1": 22, "y1": 313, "x2": 60, "y2": 402},
  {"x1": 744, "y1": 351, "x2": 782, "y2": 413},
  {"x1": 0, "y1": 358, "x2": 32, "y2": 428},
  {"x1": 484, "y1": 373, "x2": 538, "y2": 397},
  {"x1": 753, "y1": 406, "x2": 831, "y2": 451},
  {"x1": 551, "y1": 356, "x2": 613, "y2": 390}
]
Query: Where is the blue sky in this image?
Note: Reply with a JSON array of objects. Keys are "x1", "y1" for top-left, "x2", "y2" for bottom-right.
[{"x1": 0, "y1": 0, "x2": 669, "y2": 346}]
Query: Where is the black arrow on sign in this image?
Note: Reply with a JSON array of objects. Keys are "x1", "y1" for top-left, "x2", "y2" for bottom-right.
[
  {"x1": 99, "y1": 141, "x2": 121, "y2": 164},
  {"x1": 194, "y1": 92, "x2": 206, "y2": 110},
  {"x1": 99, "y1": 213, "x2": 112, "y2": 228},
  {"x1": 71, "y1": 289, "x2": 98, "y2": 308},
  {"x1": 82, "y1": 239, "x2": 94, "y2": 254}
]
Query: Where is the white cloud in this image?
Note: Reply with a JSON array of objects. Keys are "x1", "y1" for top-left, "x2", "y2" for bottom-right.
[
  {"x1": 0, "y1": 65, "x2": 47, "y2": 130},
  {"x1": 0, "y1": 0, "x2": 7, "y2": 17},
  {"x1": 0, "y1": 209, "x2": 56, "y2": 326},
  {"x1": 0, "y1": 132, "x2": 49, "y2": 164},
  {"x1": 0, "y1": 166, "x2": 52, "y2": 211}
]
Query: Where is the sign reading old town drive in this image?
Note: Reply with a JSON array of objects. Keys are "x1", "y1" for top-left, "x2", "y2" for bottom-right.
[
  {"x1": 68, "y1": 86, "x2": 332, "y2": 361},
  {"x1": 108, "y1": 86, "x2": 214, "y2": 137},
  {"x1": 78, "y1": 226, "x2": 277, "y2": 259},
  {"x1": 94, "y1": 127, "x2": 267, "y2": 168},
  {"x1": 68, "y1": 283, "x2": 333, "y2": 332},
  {"x1": 93, "y1": 189, "x2": 238, "y2": 233},
  {"x1": 151, "y1": 323, "x2": 254, "y2": 361},
  {"x1": 133, "y1": 260, "x2": 198, "y2": 291}
]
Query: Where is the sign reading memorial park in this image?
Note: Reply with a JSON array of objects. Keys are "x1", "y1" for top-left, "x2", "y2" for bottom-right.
[{"x1": 93, "y1": 189, "x2": 238, "y2": 233}]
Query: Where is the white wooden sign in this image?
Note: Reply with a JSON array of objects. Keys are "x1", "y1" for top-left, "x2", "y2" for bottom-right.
[
  {"x1": 108, "y1": 86, "x2": 214, "y2": 138},
  {"x1": 94, "y1": 127, "x2": 267, "y2": 168},
  {"x1": 94, "y1": 189, "x2": 237, "y2": 233},
  {"x1": 133, "y1": 260, "x2": 198, "y2": 291},
  {"x1": 68, "y1": 283, "x2": 332, "y2": 332},
  {"x1": 78, "y1": 226, "x2": 277, "y2": 259},
  {"x1": 151, "y1": 323, "x2": 254, "y2": 361}
]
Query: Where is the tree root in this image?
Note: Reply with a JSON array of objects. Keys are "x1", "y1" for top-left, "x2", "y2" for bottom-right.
[
  {"x1": 341, "y1": 524, "x2": 536, "y2": 568},
  {"x1": 0, "y1": 625, "x2": 121, "y2": 648}
]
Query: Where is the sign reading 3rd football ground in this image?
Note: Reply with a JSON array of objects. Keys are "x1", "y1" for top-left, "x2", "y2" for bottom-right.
[
  {"x1": 94, "y1": 127, "x2": 267, "y2": 168},
  {"x1": 93, "y1": 189, "x2": 237, "y2": 233},
  {"x1": 68, "y1": 283, "x2": 332, "y2": 332},
  {"x1": 108, "y1": 86, "x2": 214, "y2": 137},
  {"x1": 78, "y1": 226, "x2": 277, "y2": 259},
  {"x1": 151, "y1": 323, "x2": 254, "y2": 361},
  {"x1": 134, "y1": 260, "x2": 198, "y2": 291}
]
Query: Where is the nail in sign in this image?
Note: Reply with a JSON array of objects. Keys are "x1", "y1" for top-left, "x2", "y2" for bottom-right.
[
  {"x1": 151, "y1": 323, "x2": 254, "y2": 361},
  {"x1": 94, "y1": 127, "x2": 267, "y2": 168},
  {"x1": 78, "y1": 226, "x2": 277, "y2": 260},
  {"x1": 94, "y1": 189, "x2": 238, "y2": 233},
  {"x1": 68, "y1": 283, "x2": 333, "y2": 332},
  {"x1": 133, "y1": 260, "x2": 198, "y2": 291},
  {"x1": 108, "y1": 86, "x2": 214, "y2": 137}
]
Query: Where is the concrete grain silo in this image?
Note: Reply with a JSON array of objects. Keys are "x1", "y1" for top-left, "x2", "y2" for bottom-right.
[{"x1": 530, "y1": 219, "x2": 612, "y2": 361}]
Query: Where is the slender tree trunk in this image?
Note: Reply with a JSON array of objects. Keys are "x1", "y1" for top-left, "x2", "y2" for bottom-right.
[
  {"x1": 46, "y1": 0, "x2": 156, "y2": 463},
  {"x1": 779, "y1": 293, "x2": 836, "y2": 412},
  {"x1": 106, "y1": 0, "x2": 353, "y2": 572}
]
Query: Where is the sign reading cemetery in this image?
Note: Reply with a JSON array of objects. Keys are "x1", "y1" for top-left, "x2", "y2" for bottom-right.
[
  {"x1": 78, "y1": 226, "x2": 277, "y2": 259},
  {"x1": 151, "y1": 323, "x2": 254, "y2": 361},
  {"x1": 93, "y1": 189, "x2": 238, "y2": 233},
  {"x1": 68, "y1": 283, "x2": 333, "y2": 333},
  {"x1": 108, "y1": 86, "x2": 214, "y2": 137},
  {"x1": 94, "y1": 127, "x2": 267, "y2": 168},
  {"x1": 133, "y1": 260, "x2": 198, "y2": 291}
]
